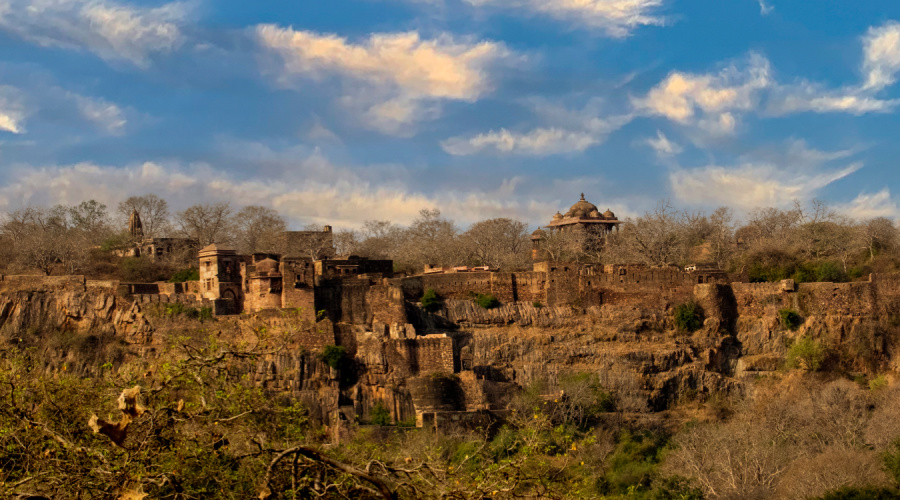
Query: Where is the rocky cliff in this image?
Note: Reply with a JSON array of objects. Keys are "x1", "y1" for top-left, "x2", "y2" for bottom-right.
[{"x1": 2, "y1": 274, "x2": 898, "y2": 427}]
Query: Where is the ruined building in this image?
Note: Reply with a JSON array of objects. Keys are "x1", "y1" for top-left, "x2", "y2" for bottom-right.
[{"x1": 125, "y1": 209, "x2": 199, "y2": 261}]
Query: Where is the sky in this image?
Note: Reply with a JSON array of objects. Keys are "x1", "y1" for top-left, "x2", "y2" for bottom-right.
[{"x1": 0, "y1": 0, "x2": 898, "y2": 230}]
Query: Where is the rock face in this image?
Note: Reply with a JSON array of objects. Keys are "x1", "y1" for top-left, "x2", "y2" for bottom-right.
[{"x1": 2, "y1": 274, "x2": 899, "y2": 426}]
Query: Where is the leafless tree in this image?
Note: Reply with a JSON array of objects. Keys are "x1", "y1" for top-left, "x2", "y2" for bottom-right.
[
  {"x1": 460, "y1": 218, "x2": 531, "y2": 270},
  {"x1": 232, "y1": 205, "x2": 286, "y2": 255},
  {"x1": 354, "y1": 220, "x2": 403, "y2": 259},
  {"x1": 605, "y1": 201, "x2": 688, "y2": 266},
  {"x1": 174, "y1": 202, "x2": 233, "y2": 247},
  {"x1": 860, "y1": 217, "x2": 898, "y2": 262},
  {"x1": 394, "y1": 209, "x2": 462, "y2": 272},
  {"x1": 117, "y1": 194, "x2": 171, "y2": 239}
]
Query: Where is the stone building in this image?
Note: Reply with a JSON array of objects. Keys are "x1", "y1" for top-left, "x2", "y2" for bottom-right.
[
  {"x1": 194, "y1": 227, "x2": 393, "y2": 318},
  {"x1": 532, "y1": 193, "x2": 623, "y2": 260},
  {"x1": 547, "y1": 193, "x2": 622, "y2": 233},
  {"x1": 125, "y1": 210, "x2": 199, "y2": 262}
]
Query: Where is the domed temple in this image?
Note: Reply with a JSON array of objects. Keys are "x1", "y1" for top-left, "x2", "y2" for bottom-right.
[
  {"x1": 547, "y1": 193, "x2": 622, "y2": 233},
  {"x1": 531, "y1": 193, "x2": 623, "y2": 262}
]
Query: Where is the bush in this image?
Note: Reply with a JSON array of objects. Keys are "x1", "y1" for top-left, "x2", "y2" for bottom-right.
[
  {"x1": 813, "y1": 487, "x2": 900, "y2": 500},
  {"x1": 321, "y1": 345, "x2": 346, "y2": 370},
  {"x1": 473, "y1": 293, "x2": 501, "y2": 309},
  {"x1": 673, "y1": 301, "x2": 704, "y2": 332},
  {"x1": 421, "y1": 288, "x2": 442, "y2": 313},
  {"x1": 778, "y1": 308, "x2": 802, "y2": 330},
  {"x1": 169, "y1": 268, "x2": 200, "y2": 282},
  {"x1": 596, "y1": 430, "x2": 667, "y2": 495},
  {"x1": 120, "y1": 257, "x2": 171, "y2": 282},
  {"x1": 786, "y1": 336, "x2": 827, "y2": 371},
  {"x1": 371, "y1": 401, "x2": 391, "y2": 426},
  {"x1": 883, "y1": 438, "x2": 900, "y2": 486},
  {"x1": 532, "y1": 301, "x2": 543, "y2": 308}
]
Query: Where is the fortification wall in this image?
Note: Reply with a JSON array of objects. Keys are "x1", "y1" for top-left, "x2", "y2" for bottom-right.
[
  {"x1": 0, "y1": 275, "x2": 87, "y2": 292},
  {"x1": 385, "y1": 335, "x2": 454, "y2": 375},
  {"x1": 366, "y1": 284, "x2": 407, "y2": 325}
]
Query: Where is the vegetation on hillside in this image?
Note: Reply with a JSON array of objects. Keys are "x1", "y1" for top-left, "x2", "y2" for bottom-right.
[{"x1": 1, "y1": 194, "x2": 896, "y2": 280}]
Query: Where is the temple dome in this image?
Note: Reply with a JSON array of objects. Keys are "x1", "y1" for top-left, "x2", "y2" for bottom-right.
[
  {"x1": 552, "y1": 212, "x2": 563, "y2": 220},
  {"x1": 565, "y1": 193, "x2": 599, "y2": 218},
  {"x1": 602, "y1": 208, "x2": 616, "y2": 219}
]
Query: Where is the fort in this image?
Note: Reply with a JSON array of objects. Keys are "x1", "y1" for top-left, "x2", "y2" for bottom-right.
[{"x1": 1, "y1": 194, "x2": 897, "y2": 433}]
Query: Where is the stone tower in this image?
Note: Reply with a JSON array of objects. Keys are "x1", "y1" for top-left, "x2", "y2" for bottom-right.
[{"x1": 129, "y1": 209, "x2": 144, "y2": 242}]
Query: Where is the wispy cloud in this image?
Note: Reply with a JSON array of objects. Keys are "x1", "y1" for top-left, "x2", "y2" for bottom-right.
[
  {"x1": 255, "y1": 26, "x2": 512, "y2": 135},
  {"x1": 669, "y1": 141, "x2": 863, "y2": 210},
  {"x1": 756, "y1": 0, "x2": 773, "y2": 16},
  {"x1": 69, "y1": 92, "x2": 127, "y2": 134},
  {"x1": 0, "y1": 0, "x2": 188, "y2": 67},
  {"x1": 462, "y1": 0, "x2": 666, "y2": 37},
  {"x1": 442, "y1": 127, "x2": 600, "y2": 156},
  {"x1": 838, "y1": 188, "x2": 900, "y2": 220},
  {"x1": 644, "y1": 130, "x2": 682, "y2": 157},
  {"x1": 442, "y1": 99, "x2": 633, "y2": 156}
]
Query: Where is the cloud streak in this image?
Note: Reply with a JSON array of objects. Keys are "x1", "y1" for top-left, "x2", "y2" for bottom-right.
[
  {"x1": 462, "y1": 0, "x2": 666, "y2": 37},
  {"x1": 0, "y1": 0, "x2": 188, "y2": 66}
]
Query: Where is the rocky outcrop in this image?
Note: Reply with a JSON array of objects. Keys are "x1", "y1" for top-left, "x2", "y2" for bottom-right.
[{"x1": 2, "y1": 274, "x2": 899, "y2": 427}]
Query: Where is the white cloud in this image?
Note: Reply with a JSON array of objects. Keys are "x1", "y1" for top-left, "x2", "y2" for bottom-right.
[
  {"x1": 638, "y1": 23, "x2": 900, "y2": 132},
  {"x1": 670, "y1": 162, "x2": 861, "y2": 210},
  {"x1": 462, "y1": 0, "x2": 666, "y2": 37},
  {"x1": 0, "y1": 0, "x2": 187, "y2": 66},
  {"x1": 756, "y1": 0, "x2": 773, "y2": 16},
  {"x1": 0, "y1": 154, "x2": 561, "y2": 228},
  {"x1": 0, "y1": 85, "x2": 25, "y2": 134},
  {"x1": 633, "y1": 53, "x2": 771, "y2": 134},
  {"x1": 442, "y1": 99, "x2": 633, "y2": 156},
  {"x1": 767, "y1": 82, "x2": 900, "y2": 115},
  {"x1": 838, "y1": 189, "x2": 900, "y2": 220},
  {"x1": 644, "y1": 130, "x2": 682, "y2": 157},
  {"x1": 862, "y1": 21, "x2": 900, "y2": 90},
  {"x1": 69, "y1": 92, "x2": 127, "y2": 134},
  {"x1": 442, "y1": 127, "x2": 599, "y2": 155},
  {"x1": 255, "y1": 25, "x2": 511, "y2": 134},
  {"x1": 669, "y1": 141, "x2": 864, "y2": 210}
]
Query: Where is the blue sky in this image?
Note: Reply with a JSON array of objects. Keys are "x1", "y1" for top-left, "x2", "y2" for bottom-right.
[{"x1": 0, "y1": 0, "x2": 898, "y2": 229}]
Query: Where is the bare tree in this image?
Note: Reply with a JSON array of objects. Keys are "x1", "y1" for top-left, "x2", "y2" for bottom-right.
[
  {"x1": 605, "y1": 201, "x2": 688, "y2": 266},
  {"x1": 460, "y1": 218, "x2": 530, "y2": 269},
  {"x1": 394, "y1": 209, "x2": 461, "y2": 272},
  {"x1": 354, "y1": 220, "x2": 403, "y2": 259},
  {"x1": 860, "y1": 217, "x2": 897, "y2": 262},
  {"x1": 117, "y1": 194, "x2": 171, "y2": 239},
  {"x1": 232, "y1": 205, "x2": 286, "y2": 255},
  {"x1": 175, "y1": 202, "x2": 233, "y2": 247}
]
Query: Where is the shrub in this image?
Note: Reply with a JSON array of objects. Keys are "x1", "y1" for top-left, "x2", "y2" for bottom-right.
[
  {"x1": 870, "y1": 374, "x2": 889, "y2": 391},
  {"x1": 197, "y1": 307, "x2": 213, "y2": 322},
  {"x1": 120, "y1": 257, "x2": 170, "y2": 282},
  {"x1": 883, "y1": 438, "x2": 900, "y2": 486},
  {"x1": 786, "y1": 336, "x2": 827, "y2": 371},
  {"x1": 371, "y1": 401, "x2": 391, "y2": 426},
  {"x1": 673, "y1": 301, "x2": 703, "y2": 332},
  {"x1": 474, "y1": 293, "x2": 501, "y2": 309},
  {"x1": 421, "y1": 288, "x2": 442, "y2": 312},
  {"x1": 321, "y1": 345, "x2": 346, "y2": 370},
  {"x1": 169, "y1": 268, "x2": 200, "y2": 282},
  {"x1": 532, "y1": 301, "x2": 543, "y2": 308},
  {"x1": 778, "y1": 308, "x2": 802, "y2": 330},
  {"x1": 813, "y1": 487, "x2": 900, "y2": 500}
]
